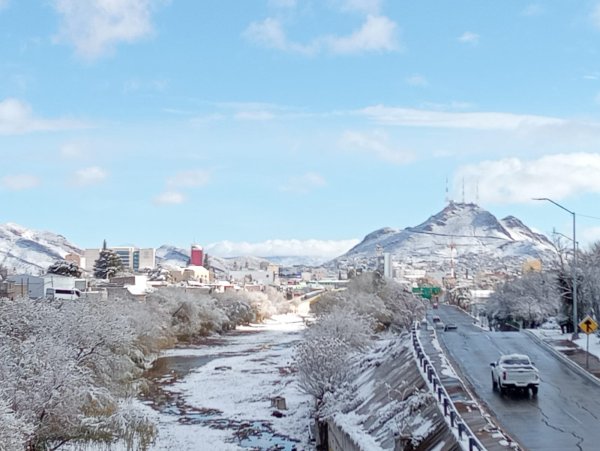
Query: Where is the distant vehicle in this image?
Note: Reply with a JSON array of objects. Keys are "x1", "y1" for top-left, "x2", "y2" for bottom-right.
[
  {"x1": 540, "y1": 317, "x2": 560, "y2": 330},
  {"x1": 435, "y1": 321, "x2": 445, "y2": 330},
  {"x1": 444, "y1": 323, "x2": 458, "y2": 331},
  {"x1": 432, "y1": 315, "x2": 441, "y2": 323},
  {"x1": 490, "y1": 354, "x2": 539, "y2": 396},
  {"x1": 432, "y1": 301, "x2": 439, "y2": 309},
  {"x1": 45, "y1": 287, "x2": 81, "y2": 300}
]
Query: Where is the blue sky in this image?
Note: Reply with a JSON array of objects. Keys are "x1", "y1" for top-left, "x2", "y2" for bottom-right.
[{"x1": 2, "y1": 0, "x2": 600, "y2": 258}]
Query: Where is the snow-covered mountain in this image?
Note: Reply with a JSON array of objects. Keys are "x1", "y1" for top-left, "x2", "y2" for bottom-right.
[
  {"x1": 155, "y1": 245, "x2": 275, "y2": 273},
  {"x1": 0, "y1": 223, "x2": 82, "y2": 275},
  {"x1": 334, "y1": 202, "x2": 557, "y2": 272}
]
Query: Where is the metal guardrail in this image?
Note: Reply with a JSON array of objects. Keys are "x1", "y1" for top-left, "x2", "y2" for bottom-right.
[{"x1": 411, "y1": 322, "x2": 487, "y2": 451}]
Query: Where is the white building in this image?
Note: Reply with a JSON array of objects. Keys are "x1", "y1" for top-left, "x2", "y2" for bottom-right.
[
  {"x1": 138, "y1": 248, "x2": 156, "y2": 270},
  {"x1": 8, "y1": 274, "x2": 86, "y2": 298},
  {"x1": 83, "y1": 246, "x2": 156, "y2": 272}
]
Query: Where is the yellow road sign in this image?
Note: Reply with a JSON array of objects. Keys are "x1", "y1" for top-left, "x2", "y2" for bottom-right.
[{"x1": 579, "y1": 316, "x2": 598, "y2": 335}]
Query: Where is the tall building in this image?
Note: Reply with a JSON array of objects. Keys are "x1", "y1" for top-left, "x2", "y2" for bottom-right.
[
  {"x1": 190, "y1": 244, "x2": 203, "y2": 267},
  {"x1": 112, "y1": 247, "x2": 135, "y2": 270},
  {"x1": 137, "y1": 248, "x2": 156, "y2": 271},
  {"x1": 83, "y1": 246, "x2": 155, "y2": 272}
]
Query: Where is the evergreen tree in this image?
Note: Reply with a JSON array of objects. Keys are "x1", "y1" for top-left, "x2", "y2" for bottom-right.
[
  {"x1": 93, "y1": 241, "x2": 123, "y2": 279},
  {"x1": 47, "y1": 260, "x2": 82, "y2": 278}
]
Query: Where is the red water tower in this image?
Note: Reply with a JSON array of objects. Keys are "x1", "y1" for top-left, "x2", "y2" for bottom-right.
[{"x1": 190, "y1": 245, "x2": 204, "y2": 266}]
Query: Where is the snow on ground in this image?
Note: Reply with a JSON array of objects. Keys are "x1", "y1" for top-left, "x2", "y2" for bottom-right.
[
  {"x1": 150, "y1": 314, "x2": 313, "y2": 451},
  {"x1": 531, "y1": 328, "x2": 600, "y2": 362}
]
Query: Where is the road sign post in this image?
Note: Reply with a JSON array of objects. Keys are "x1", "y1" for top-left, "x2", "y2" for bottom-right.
[{"x1": 579, "y1": 316, "x2": 598, "y2": 369}]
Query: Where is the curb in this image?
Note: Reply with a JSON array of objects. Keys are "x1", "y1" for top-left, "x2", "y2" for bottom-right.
[{"x1": 524, "y1": 330, "x2": 600, "y2": 388}]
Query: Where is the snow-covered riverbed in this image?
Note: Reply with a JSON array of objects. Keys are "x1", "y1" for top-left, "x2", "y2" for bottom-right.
[{"x1": 144, "y1": 314, "x2": 313, "y2": 451}]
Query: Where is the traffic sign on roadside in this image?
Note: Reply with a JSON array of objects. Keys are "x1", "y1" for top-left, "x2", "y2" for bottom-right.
[{"x1": 579, "y1": 316, "x2": 598, "y2": 335}]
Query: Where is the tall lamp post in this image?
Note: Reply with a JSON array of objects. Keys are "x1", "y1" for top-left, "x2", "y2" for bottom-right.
[{"x1": 533, "y1": 198, "x2": 578, "y2": 339}]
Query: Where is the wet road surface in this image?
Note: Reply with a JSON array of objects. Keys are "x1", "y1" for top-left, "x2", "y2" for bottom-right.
[{"x1": 432, "y1": 305, "x2": 600, "y2": 451}]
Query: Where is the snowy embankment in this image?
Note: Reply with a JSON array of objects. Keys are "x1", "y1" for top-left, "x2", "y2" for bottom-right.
[{"x1": 146, "y1": 314, "x2": 313, "y2": 451}]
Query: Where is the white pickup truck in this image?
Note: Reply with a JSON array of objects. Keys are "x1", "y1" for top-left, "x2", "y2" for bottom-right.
[{"x1": 490, "y1": 354, "x2": 540, "y2": 396}]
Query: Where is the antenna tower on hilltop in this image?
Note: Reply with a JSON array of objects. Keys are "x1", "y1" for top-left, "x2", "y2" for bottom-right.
[{"x1": 445, "y1": 177, "x2": 450, "y2": 204}]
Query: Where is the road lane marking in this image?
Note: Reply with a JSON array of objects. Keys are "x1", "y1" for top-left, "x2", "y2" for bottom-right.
[{"x1": 564, "y1": 409, "x2": 582, "y2": 424}]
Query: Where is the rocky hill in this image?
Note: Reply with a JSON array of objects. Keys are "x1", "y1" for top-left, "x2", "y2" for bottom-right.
[{"x1": 334, "y1": 202, "x2": 557, "y2": 274}]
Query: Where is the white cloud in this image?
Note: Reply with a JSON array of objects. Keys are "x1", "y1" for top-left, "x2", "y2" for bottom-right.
[
  {"x1": 244, "y1": 14, "x2": 399, "y2": 55},
  {"x1": 60, "y1": 141, "x2": 87, "y2": 159},
  {"x1": 592, "y1": 3, "x2": 600, "y2": 29},
  {"x1": 52, "y1": 0, "x2": 158, "y2": 59},
  {"x1": 234, "y1": 110, "x2": 275, "y2": 121},
  {"x1": 326, "y1": 15, "x2": 398, "y2": 54},
  {"x1": 205, "y1": 238, "x2": 359, "y2": 258},
  {"x1": 1, "y1": 174, "x2": 40, "y2": 191},
  {"x1": 243, "y1": 17, "x2": 315, "y2": 54},
  {"x1": 454, "y1": 153, "x2": 600, "y2": 204},
  {"x1": 581, "y1": 227, "x2": 600, "y2": 245},
  {"x1": 0, "y1": 98, "x2": 86, "y2": 134},
  {"x1": 123, "y1": 78, "x2": 167, "y2": 93},
  {"x1": 339, "y1": 130, "x2": 414, "y2": 164},
  {"x1": 406, "y1": 74, "x2": 428, "y2": 87},
  {"x1": 521, "y1": 4, "x2": 543, "y2": 16},
  {"x1": 360, "y1": 105, "x2": 564, "y2": 130},
  {"x1": 153, "y1": 191, "x2": 185, "y2": 205},
  {"x1": 167, "y1": 170, "x2": 210, "y2": 188},
  {"x1": 458, "y1": 31, "x2": 479, "y2": 45},
  {"x1": 72, "y1": 166, "x2": 107, "y2": 186},
  {"x1": 280, "y1": 172, "x2": 326, "y2": 194}
]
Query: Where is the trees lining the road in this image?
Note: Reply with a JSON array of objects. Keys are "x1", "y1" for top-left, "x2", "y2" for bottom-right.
[
  {"x1": 487, "y1": 271, "x2": 561, "y2": 328},
  {"x1": 295, "y1": 272, "x2": 426, "y2": 447},
  {"x1": 486, "y1": 240, "x2": 600, "y2": 330}
]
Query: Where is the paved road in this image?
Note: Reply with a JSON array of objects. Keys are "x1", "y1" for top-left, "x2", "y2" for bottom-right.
[{"x1": 431, "y1": 305, "x2": 600, "y2": 451}]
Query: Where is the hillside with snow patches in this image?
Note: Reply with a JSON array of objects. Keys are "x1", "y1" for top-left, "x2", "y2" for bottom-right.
[
  {"x1": 0, "y1": 204, "x2": 557, "y2": 276},
  {"x1": 0, "y1": 223, "x2": 82, "y2": 275},
  {"x1": 335, "y1": 202, "x2": 557, "y2": 272}
]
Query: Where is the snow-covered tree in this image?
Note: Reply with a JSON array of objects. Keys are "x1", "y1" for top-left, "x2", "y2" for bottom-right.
[
  {"x1": 295, "y1": 335, "x2": 355, "y2": 401},
  {"x1": 313, "y1": 272, "x2": 425, "y2": 331},
  {"x1": 94, "y1": 240, "x2": 124, "y2": 279},
  {"x1": 487, "y1": 271, "x2": 561, "y2": 328},
  {"x1": 0, "y1": 297, "x2": 157, "y2": 450},
  {"x1": 146, "y1": 265, "x2": 173, "y2": 282},
  {"x1": 47, "y1": 259, "x2": 82, "y2": 278},
  {"x1": 0, "y1": 394, "x2": 32, "y2": 450}
]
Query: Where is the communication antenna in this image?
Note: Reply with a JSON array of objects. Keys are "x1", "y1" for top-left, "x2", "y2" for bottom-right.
[{"x1": 445, "y1": 177, "x2": 449, "y2": 204}]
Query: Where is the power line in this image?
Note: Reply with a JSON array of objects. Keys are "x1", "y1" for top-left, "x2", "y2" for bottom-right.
[
  {"x1": 578, "y1": 213, "x2": 600, "y2": 221},
  {"x1": 404, "y1": 228, "x2": 511, "y2": 241}
]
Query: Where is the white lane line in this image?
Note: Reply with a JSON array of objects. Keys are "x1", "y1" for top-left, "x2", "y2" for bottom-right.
[{"x1": 564, "y1": 409, "x2": 582, "y2": 424}]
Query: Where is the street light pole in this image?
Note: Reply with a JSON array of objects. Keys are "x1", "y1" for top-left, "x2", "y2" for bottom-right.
[{"x1": 533, "y1": 198, "x2": 579, "y2": 340}]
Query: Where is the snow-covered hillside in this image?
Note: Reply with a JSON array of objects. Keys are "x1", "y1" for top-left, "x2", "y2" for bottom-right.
[
  {"x1": 155, "y1": 245, "x2": 275, "y2": 274},
  {"x1": 0, "y1": 223, "x2": 82, "y2": 275},
  {"x1": 334, "y1": 202, "x2": 557, "y2": 272}
]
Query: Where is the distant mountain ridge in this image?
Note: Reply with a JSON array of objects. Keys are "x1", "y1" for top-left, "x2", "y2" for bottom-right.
[
  {"x1": 335, "y1": 202, "x2": 556, "y2": 271},
  {"x1": 0, "y1": 204, "x2": 557, "y2": 277}
]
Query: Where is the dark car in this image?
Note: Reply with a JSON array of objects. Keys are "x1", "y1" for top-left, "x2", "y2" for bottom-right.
[{"x1": 444, "y1": 323, "x2": 458, "y2": 331}]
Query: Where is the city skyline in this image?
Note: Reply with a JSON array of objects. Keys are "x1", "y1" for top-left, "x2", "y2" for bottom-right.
[{"x1": 2, "y1": 1, "x2": 600, "y2": 258}]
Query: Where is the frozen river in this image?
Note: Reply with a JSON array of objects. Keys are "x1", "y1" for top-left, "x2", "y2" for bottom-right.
[{"x1": 142, "y1": 315, "x2": 313, "y2": 451}]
